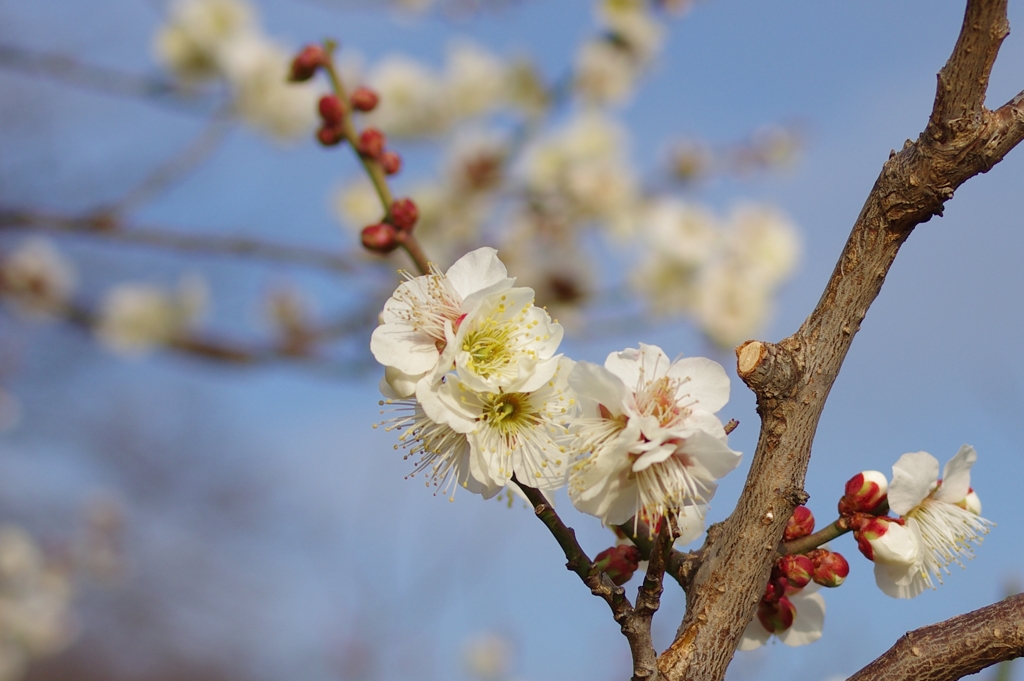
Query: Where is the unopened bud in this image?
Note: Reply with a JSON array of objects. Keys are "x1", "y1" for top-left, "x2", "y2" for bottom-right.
[
  {"x1": 810, "y1": 549, "x2": 849, "y2": 588},
  {"x1": 593, "y1": 545, "x2": 641, "y2": 586},
  {"x1": 839, "y1": 470, "x2": 889, "y2": 516},
  {"x1": 380, "y1": 150, "x2": 402, "y2": 176},
  {"x1": 357, "y1": 127, "x2": 386, "y2": 159},
  {"x1": 852, "y1": 515, "x2": 917, "y2": 565},
  {"x1": 360, "y1": 223, "x2": 400, "y2": 253},
  {"x1": 784, "y1": 505, "x2": 815, "y2": 541},
  {"x1": 957, "y1": 488, "x2": 983, "y2": 515},
  {"x1": 290, "y1": 44, "x2": 327, "y2": 82},
  {"x1": 318, "y1": 94, "x2": 346, "y2": 126},
  {"x1": 317, "y1": 125, "x2": 345, "y2": 147},
  {"x1": 757, "y1": 596, "x2": 795, "y2": 635},
  {"x1": 390, "y1": 198, "x2": 419, "y2": 232},
  {"x1": 350, "y1": 86, "x2": 380, "y2": 112},
  {"x1": 776, "y1": 554, "x2": 813, "y2": 589}
]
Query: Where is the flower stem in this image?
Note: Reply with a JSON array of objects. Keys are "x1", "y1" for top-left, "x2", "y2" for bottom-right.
[
  {"x1": 321, "y1": 40, "x2": 429, "y2": 276},
  {"x1": 783, "y1": 516, "x2": 851, "y2": 555}
]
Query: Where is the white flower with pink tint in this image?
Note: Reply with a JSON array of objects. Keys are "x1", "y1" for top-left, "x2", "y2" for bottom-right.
[{"x1": 567, "y1": 344, "x2": 740, "y2": 530}]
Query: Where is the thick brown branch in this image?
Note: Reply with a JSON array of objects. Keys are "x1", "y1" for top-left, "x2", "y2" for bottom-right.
[
  {"x1": 658, "y1": 2, "x2": 1024, "y2": 679},
  {"x1": 848, "y1": 594, "x2": 1024, "y2": 681}
]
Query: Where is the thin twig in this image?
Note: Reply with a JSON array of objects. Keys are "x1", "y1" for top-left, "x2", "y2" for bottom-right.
[
  {"x1": 0, "y1": 208, "x2": 357, "y2": 274},
  {"x1": 781, "y1": 517, "x2": 850, "y2": 556}
]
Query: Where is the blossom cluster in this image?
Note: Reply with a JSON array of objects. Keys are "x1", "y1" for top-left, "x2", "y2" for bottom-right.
[
  {"x1": 373, "y1": 248, "x2": 741, "y2": 537},
  {"x1": 846, "y1": 445, "x2": 992, "y2": 599},
  {"x1": 0, "y1": 526, "x2": 76, "y2": 681},
  {"x1": 153, "y1": 0, "x2": 321, "y2": 139},
  {"x1": 739, "y1": 445, "x2": 992, "y2": 650}
]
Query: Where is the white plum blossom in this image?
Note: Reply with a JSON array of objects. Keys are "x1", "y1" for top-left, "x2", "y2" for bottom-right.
[
  {"x1": 568, "y1": 344, "x2": 741, "y2": 530},
  {"x1": 0, "y1": 239, "x2": 76, "y2": 316},
  {"x1": 596, "y1": 0, "x2": 665, "y2": 62},
  {"x1": 738, "y1": 586, "x2": 826, "y2": 650},
  {"x1": 96, "y1": 275, "x2": 208, "y2": 355},
  {"x1": 376, "y1": 399, "x2": 502, "y2": 501},
  {"x1": 444, "y1": 41, "x2": 509, "y2": 120},
  {"x1": 423, "y1": 356, "x2": 577, "y2": 490},
  {"x1": 219, "y1": 35, "x2": 320, "y2": 140},
  {"x1": 364, "y1": 55, "x2": 450, "y2": 138},
  {"x1": 370, "y1": 247, "x2": 515, "y2": 397},
  {"x1": 0, "y1": 525, "x2": 76, "y2": 681},
  {"x1": 876, "y1": 445, "x2": 992, "y2": 599},
  {"x1": 427, "y1": 286, "x2": 564, "y2": 395},
  {"x1": 574, "y1": 40, "x2": 638, "y2": 105},
  {"x1": 153, "y1": 0, "x2": 256, "y2": 84}
]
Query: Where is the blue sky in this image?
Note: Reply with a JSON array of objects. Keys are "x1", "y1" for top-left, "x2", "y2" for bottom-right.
[{"x1": 1, "y1": 1, "x2": 1023, "y2": 680}]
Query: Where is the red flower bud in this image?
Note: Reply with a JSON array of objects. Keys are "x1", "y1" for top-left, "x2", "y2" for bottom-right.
[
  {"x1": 776, "y1": 554, "x2": 814, "y2": 589},
  {"x1": 757, "y1": 596, "x2": 796, "y2": 634},
  {"x1": 318, "y1": 94, "x2": 346, "y2": 126},
  {"x1": 593, "y1": 545, "x2": 641, "y2": 586},
  {"x1": 290, "y1": 44, "x2": 327, "y2": 82},
  {"x1": 380, "y1": 150, "x2": 402, "y2": 176},
  {"x1": 317, "y1": 124, "x2": 345, "y2": 147},
  {"x1": 350, "y1": 86, "x2": 380, "y2": 112},
  {"x1": 784, "y1": 505, "x2": 815, "y2": 541},
  {"x1": 839, "y1": 470, "x2": 888, "y2": 516},
  {"x1": 390, "y1": 198, "x2": 419, "y2": 232},
  {"x1": 357, "y1": 127, "x2": 386, "y2": 159},
  {"x1": 360, "y1": 223, "x2": 400, "y2": 253},
  {"x1": 810, "y1": 549, "x2": 849, "y2": 588}
]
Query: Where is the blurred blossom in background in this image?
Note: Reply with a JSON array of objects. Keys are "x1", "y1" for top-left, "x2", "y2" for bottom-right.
[{"x1": 1, "y1": 0, "x2": 1023, "y2": 680}]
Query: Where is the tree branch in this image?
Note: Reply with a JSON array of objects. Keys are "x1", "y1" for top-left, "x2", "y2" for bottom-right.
[
  {"x1": 0, "y1": 208, "x2": 357, "y2": 274},
  {"x1": 848, "y1": 594, "x2": 1024, "y2": 681},
  {"x1": 657, "y1": 2, "x2": 1024, "y2": 679},
  {"x1": 510, "y1": 477, "x2": 659, "y2": 680}
]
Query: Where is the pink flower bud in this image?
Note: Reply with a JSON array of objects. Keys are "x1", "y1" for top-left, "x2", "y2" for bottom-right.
[
  {"x1": 809, "y1": 549, "x2": 849, "y2": 587},
  {"x1": 380, "y1": 150, "x2": 402, "y2": 176},
  {"x1": 360, "y1": 223, "x2": 400, "y2": 254},
  {"x1": 757, "y1": 596, "x2": 796, "y2": 634},
  {"x1": 390, "y1": 198, "x2": 419, "y2": 232},
  {"x1": 350, "y1": 86, "x2": 380, "y2": 112},
  {"x1": 290, "y1": 44, "x2": 327, "y2": 82},
  {"x1": 776, "y1": 554, "x2": 814, "y2": 589},
  {"x1": 318, "y1": 94, "x2": 346, "y2": 126},
  {"x1": 357, "y1": 128, "x2": 386, "y2": 159},
  {"x1": 593, "y1": 545, "x2": 641, "y2": 586},
  {"x1": 317, "y1": 124, "x2": 345, "y2": 147},
  {"x1": 784, "y1": 505, "x2": 815, "y2": 541},
  {"x1": 839, "y1": 470, "x2": 889, "y2": 515}
]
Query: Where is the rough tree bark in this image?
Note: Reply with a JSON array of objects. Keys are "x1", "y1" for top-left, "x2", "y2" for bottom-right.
[{"x1": 655, "y1": 1, "x2": 1024, "y2": 679}]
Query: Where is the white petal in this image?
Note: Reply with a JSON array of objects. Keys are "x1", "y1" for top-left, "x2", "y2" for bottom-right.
[
  {"x1": 889, "y1": 451, "x2": 939, "y2": 515},
  {"x1": 603, "y1": 346, "x2": 645, "y2": 388},
  {"x1": 380, "y1": 366, "x2": 425, "y2": 398},
  {"x1": 674, "y1": 505, "x2": 707, "y2": 546},
  {"x1": 737, "y1": 618, "x2": 771, "y2": 651},
  {"x1": 632, "y1": 444, "x2": 675, "y2": 472},
  {"x1": 779, "y1": 591, "x2": 825, "y2": 647},
  {"x1": 666, "y1": 356, "x2": 730, "y2": 414},
  {"x1": 417, "y1": 379, "x2": 477, "y2": 433},
  {"x1": 681, "y1": 430, "x2": 743, "y2": 480},
  {"x1": 445, "y1": 247, "x2": 511, "y2": 298},
  {"x1": 568, "y1": 361, "x2": 631, "y2": 416},
  {"x1": 370, "y1": 323, "x2": 441, "y2": 375},
  {"x1": 871, "y1": 522, "x2": 920, "y2": 565},
  {"x1": 935, "y1": 444, "x2": 976, "y2": 504},
  {"x1": 874, "y1": 561, "x2": 928, "y2": 599}
]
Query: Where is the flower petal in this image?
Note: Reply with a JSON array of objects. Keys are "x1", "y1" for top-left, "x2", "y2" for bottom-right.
[
  {"x1": 889, "y1": 451, "x2": 939, "y2": 515},
  {"x1": 737, "y1": 618, "x2": 771, "y2": 651},
  {"x1": 682, "y1": 430, "x2": 743, "y2": 480},
  {"x1": 370, "y1": 323, "x2": 442, "y2": 376},
  {"x1": 666, "y1": 356, "x2": 730, "y2": 414},
  {"x1": 935, "y1": 444, "x2": 976, "y2": 504},
  {"x1": 779, "y1": 591, "x2": 825, "y2": 647},
  {"x1": 444, "y1": 247, "x2": 512, "y2": 298},
  {"x1": 874, "y1": 560, "x2": 928, "y2": 599},
  {"x1": 568, "y1": 361, "x2": 631, "y2": 416}
]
